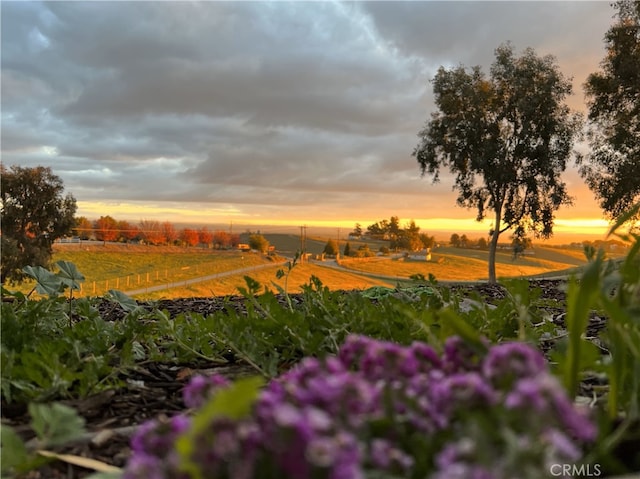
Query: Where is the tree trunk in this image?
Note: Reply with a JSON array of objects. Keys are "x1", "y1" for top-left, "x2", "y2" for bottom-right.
[{"x1": 488, "y1": 205, "x2": 503, "y2": 284}]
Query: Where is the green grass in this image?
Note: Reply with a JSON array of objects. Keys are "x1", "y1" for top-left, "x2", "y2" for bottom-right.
[
  {"x1": 15, "y1": 244, "x2": 272, "y2": 297},
  {"x1": 133, "y1": 263, "x2": 396, "y2": 300}
]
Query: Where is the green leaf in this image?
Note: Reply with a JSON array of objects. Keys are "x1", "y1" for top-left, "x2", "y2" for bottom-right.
[
  {"x1": 564, "y1": 255, "x2": 602, "y2": 398},
  {"x1": 55, "y1": 260, "x2": 85, "y2": 290},
  {"x1": 131, "y1": 341, "x2": 146, "y2": 361},
  {"x1": 22, "y1": 266, "x2": 64, "y2": 297},
  {"x1": 607, "y1": 202, "x2": 640, "y2": 238},
  {"x1": 1, "y1": 424, "x2": 29, "y2": 473},
  {"x1": 29, "y1": 402, "x2": 86, "y2": 447},
  {"x1": 438, "y1": 309, "x2": 487, "y2": 354},
  {"x1": 106, "y1": 290, "x2": 139, "y2": 313}
]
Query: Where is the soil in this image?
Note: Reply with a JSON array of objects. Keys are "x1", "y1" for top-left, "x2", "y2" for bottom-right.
[{"x1": 1, "y1": 280, "x2": 636, "y2": 478}]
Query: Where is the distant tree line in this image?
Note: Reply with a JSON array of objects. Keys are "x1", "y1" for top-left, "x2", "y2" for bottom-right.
[
  {"x1": 74, "y1": 215, "x2": 241, "y2": 249},
  {"x1": 449, "y1": 232, "x2": 532, "y2": 257},
  {"x1": 350, "y1": 217, "x2": 436, "y2": 252},
  {"x1": 449, "y1": 234, "x2": 487, "y2": 250}
]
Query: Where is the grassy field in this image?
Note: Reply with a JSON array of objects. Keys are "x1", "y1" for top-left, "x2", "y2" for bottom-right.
[
  {"x1": 8, "y1": 241, "x2": 617, "y2": 299},
  {"x1": 250, "y1": 233, "x2": 388, "y2": 257},
  {"x1": 133, "y1": 262, "x2": 396, "y2": 300},
  {"x1": 15, "y1": 243, "x2": 272, "y2": 296},
  {"x1": 337, "y1": 245, "x2": 590, "y2": 281}
]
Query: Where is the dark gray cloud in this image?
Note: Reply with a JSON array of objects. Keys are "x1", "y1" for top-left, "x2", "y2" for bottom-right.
[{"x1": 1, "y1": 1, "x2": 614, "y2": 229}]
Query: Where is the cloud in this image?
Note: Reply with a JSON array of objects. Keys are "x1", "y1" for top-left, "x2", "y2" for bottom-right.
[{"x1": 0, "y1": 1, "x2": 617, "y2": 236}]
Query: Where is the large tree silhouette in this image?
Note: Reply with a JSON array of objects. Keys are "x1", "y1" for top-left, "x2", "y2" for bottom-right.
[
  {"x1": 413, "y1": 44, "x2": 581, "y2": 283},
  {"x1": 1, "y1": 165, "x2": 77, "y2": 284},
  {"x1": 580, "y1": 1, "x2": 640, "y2": 221}
]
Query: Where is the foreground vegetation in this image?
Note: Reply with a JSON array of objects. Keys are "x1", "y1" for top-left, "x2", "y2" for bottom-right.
[{"x1": 1, "y1": 208, "x2": 639, "y2": 478}]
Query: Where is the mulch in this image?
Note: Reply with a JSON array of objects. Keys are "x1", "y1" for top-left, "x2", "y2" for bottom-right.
[{"x1": 0, "y1": 280, "x2": 631, "y2": 478}]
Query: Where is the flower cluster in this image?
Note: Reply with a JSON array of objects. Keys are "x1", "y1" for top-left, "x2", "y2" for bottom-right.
[{"x1": 123, "y1": 335, "x2": 595, "y2": 479}]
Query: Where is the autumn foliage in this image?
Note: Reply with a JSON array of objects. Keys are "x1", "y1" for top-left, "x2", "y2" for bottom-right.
[{"x1": 72, "y1": 216, "x2": 239, "y2": 248}]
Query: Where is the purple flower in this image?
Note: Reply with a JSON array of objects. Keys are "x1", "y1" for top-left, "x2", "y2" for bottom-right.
[
  {"x1": 443, "y1": 336, "x2": 482, "y2": 373},
  {"x1": 369, "y1": 438, "x2": 414, "y2": 472},
  {"x1": 130, "y1": 415, "x2": 189, "y2": 458},
  {"x1": 122, "y1": 453, "x2": 164, "y2": 479},
  {"x1": 182, "y1": 373, "x2": 230, "y2": 408},
  {"x1": 410, "y1": 341, "x2": 443, "y2": 371},
  {"x1": 482, "y1": 342, "x2": 547, "y2": 386},
  {"x1": 505, "y1": 375, "x2": 596, "y2": 442},
  {"x1": 447, "y1": 372, "x2": 496, "y2": 404},
  {"x1": 125, "y1": 415, "x2": 191, "y2": 479},
  {"x1": 123, "y1": 334, "x2": 597, "y2": 479},
  {"x1": 543, "y1": 428, "x2": 581, "y2": 462}
]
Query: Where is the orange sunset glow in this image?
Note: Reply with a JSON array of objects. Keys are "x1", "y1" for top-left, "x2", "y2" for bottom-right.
[{"x1": 1, "y1": 2, "x2": 624, "y2": 243}]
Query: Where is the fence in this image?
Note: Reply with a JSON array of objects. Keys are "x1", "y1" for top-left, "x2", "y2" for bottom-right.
[{"x1": 77, "y1": 258, "x2": 271, "y2": 297}]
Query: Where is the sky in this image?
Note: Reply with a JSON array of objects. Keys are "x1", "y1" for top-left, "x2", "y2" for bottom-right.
[{"x1": 1, "y1": 1, "x2": 618, "y2": 241}]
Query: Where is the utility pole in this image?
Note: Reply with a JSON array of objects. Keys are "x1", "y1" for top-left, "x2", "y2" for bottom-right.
[{"x1": 303, "y1": 224, "x2": 307, "y2": 262}]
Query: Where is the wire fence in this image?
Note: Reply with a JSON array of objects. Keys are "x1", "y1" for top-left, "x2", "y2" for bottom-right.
[{"x1": 78, "y1": 258, "x2": 275, "y2": 297}]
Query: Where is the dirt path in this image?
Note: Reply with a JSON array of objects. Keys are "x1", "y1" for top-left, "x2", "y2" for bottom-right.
[{"x1": 121, "y1": 260, "x2": 287, "y2": 295}]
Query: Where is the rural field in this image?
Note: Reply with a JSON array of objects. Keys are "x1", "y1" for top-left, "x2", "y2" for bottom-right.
[
  {"x1": 134, "y1": 262, "x2": 396, "y2": 300},
  {"x1": 10, "y1": 239, "x2": 615, "y2": 300},
  {"x1": 15, "y1": 243, "x2": 272, "y2": 297},
  {"x1": 336, "y1": 245, "x2": 593, "y2": 281}
]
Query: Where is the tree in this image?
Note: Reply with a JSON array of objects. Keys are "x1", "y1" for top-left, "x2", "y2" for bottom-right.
[
  {"x1": 343, "y1": 242, "x2": 352, "y2": 257},
  {"x1": 356, "y1": 244, "x2": 375, "y2": 257},
  {"x1": 413, "y1": 43, "x2": 580, "y2": 283},
  {"x1": 459, "y1": 234, "x2": 469, "y2": 249},
  {"x1": 1, "y1": 165, "x2": 77, "y2": 284},
  {"x1": 229, "y1": 233, "x2": 241, "y2": 248},
  {"x1": 477, "y1": 237, "x2": 488, "y2": 249},
  {"x1": 249, "y1": 234, "x2": 270, "y2": 253},
  {"x1": 94, "y1": 215, "x2": 118, "y2": 244},
  {"x1": 323, "y1": 239, "x2": 339, "y2": 256},
  {"x1": 450, "y1": 233, "x2": 461, "y2": 248},
  {"x1": 181, "y1": 228, "x2": 199, "y2": 247},
  {"x1": 139, "y1": 220, "x2": 165, "y2": 245},
  {"x1": 74, "y1": 216, "x2": 93, "y2": 240},
  {"x1": 511, "y1": 225, "x2": 533, "y2": 258},
  {"x1": 198, "y1": 227, "x2": 213, "y2": 248},
  {"x1": 579, "y1": 1, "x2": 640, "y2": 221},
  {"x1": 388, "y1": 216, "x2": 401, "y2": 242},
  {"x1": 420, "y1": 233, "x2": 436, "y2": 250},
  {"x1": 366, "y1": 220, "x2": 388, "y2": 239},
  {"x1": 118, "y1": 220, "x2": 139, "y2": 242},
  {"x1": 395, "y1": 220, "x2": 422, "y2": 251},
  {"x1": 162, "y1": 222, "x2": 178, "y2": 245},
  {"x1": 212, "y1": 230, "x2": 231, "y2": 249},
  {"x1": 351, "y1": 223, "x2": 363, "y2": 238}
]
